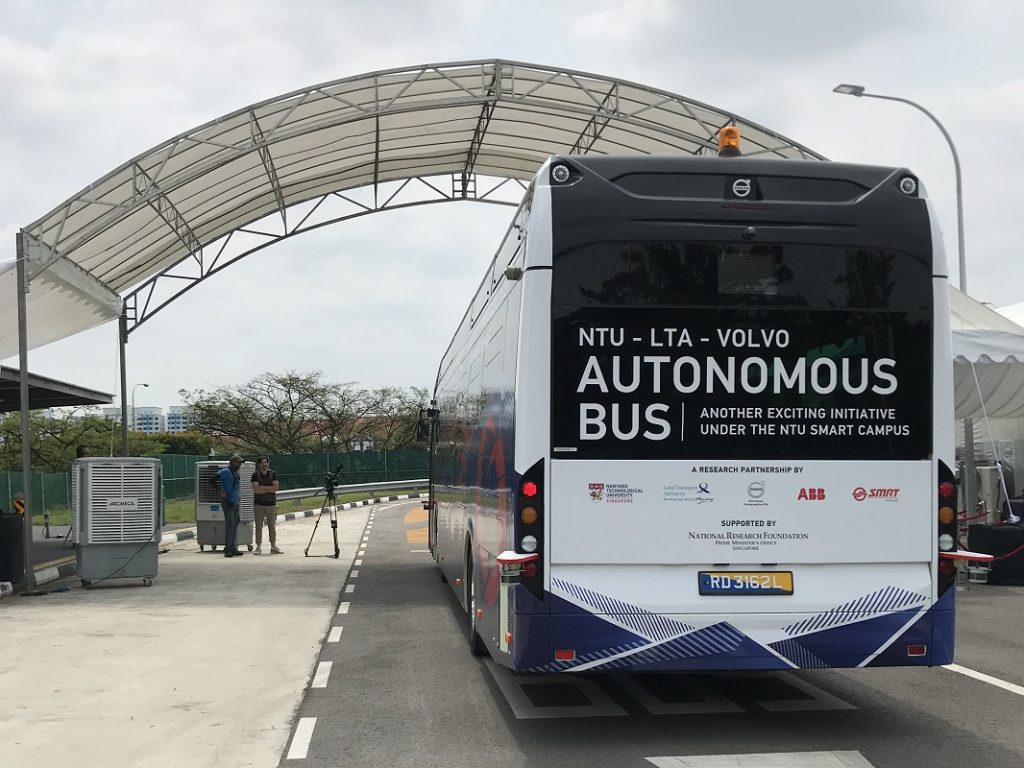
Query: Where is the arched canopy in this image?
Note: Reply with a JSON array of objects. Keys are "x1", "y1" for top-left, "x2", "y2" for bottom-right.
[{"x1": 2, "y1": 59, "x2": 824, "y2": 356}]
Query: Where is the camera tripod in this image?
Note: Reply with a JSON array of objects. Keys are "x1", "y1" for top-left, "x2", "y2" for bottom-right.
[{"x1": 304, "y1": 487, "x2": 341, "y2": 559}]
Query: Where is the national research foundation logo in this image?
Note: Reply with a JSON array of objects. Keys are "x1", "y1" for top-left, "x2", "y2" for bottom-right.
[{"x1": 589, "y1": 483, "x2": 605, "y2": 503}]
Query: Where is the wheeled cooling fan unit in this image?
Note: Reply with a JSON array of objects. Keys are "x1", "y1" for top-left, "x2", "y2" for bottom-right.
[{"x1": 71, "y1": 457, "x2": 162, "y2": 588}]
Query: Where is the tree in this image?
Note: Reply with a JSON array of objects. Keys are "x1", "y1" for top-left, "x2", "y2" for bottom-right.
[
  {"x1": 149, "y1": 431, "x2": 212, "y2": 456},
  {"x1": 0, "y1": 409, "x2": 166, "y2": 471},
  {"x1": 179, "y1": 372, "x2": 429, "y2": 455}
]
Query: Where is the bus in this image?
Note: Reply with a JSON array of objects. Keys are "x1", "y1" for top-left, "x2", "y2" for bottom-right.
[{"x1": 426, "y1": 141, "x2": 960, "y2": 673}]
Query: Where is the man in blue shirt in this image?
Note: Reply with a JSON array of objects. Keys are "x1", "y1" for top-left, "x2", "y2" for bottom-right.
[{"x1": 217, "y1": 455, "x2": 245, "y2": 558}]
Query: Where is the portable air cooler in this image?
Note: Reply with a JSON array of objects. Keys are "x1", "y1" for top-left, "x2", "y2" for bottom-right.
[
  {"x1": 71, "y1": 457, "x2": 162, "y2": 588},
  {"x1": 194, "y1": 460, "x2": 255, "y2": 552}
]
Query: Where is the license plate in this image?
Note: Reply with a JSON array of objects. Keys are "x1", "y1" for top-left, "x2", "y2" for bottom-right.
[{"x1": 698, "y1": 571, "x2": 794, "y2": 596}]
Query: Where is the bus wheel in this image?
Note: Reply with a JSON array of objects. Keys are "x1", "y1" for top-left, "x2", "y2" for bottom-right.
[{"x1": 466, "y1": 551, "x2": 487, "y2": 656}]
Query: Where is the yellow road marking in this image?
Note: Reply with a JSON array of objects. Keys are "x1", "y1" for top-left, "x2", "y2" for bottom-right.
[
  {"x1": 403, "y1": 509, "x2": 428, "y2": 524},
  {"x1": 406, "y1": 527, "x2": 428, "y2": 544},
  {"x1": 35, "y1": 556, "x2": 74, "y2": 570}
]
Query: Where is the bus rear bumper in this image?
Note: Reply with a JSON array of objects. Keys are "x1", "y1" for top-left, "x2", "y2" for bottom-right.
[{"x1": 513, "y1": 588, "x2": 955, "y2": 673}]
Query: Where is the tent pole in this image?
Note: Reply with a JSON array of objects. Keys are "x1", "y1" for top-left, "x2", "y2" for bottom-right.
[
  {"x1": 119, "y1": 307, "x2": 129, "y2": 456},
  {"x1": 15, "y1": 232, "x2": 37, "y2": 593},
  {"x1": 963, "y1": 417, "x2": 976, "y2": 517}
]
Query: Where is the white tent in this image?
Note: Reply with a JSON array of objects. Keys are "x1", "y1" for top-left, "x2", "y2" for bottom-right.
[{"x1": 951, "y1": 285, "x2": 1024, "y2": 420}]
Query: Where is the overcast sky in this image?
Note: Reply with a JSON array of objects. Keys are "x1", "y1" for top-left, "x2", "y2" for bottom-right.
[{"x1": 2, "y1": 0, "x2": 1022, "y2": 411}]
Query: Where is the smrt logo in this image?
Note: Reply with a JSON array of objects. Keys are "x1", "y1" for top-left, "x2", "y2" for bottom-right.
[
  {"x1": 852, "y1": 487, "x2": 900, "y2": 501},
  {"x1": 797, "y1": 488, "x2": 826, "y2": 500}
]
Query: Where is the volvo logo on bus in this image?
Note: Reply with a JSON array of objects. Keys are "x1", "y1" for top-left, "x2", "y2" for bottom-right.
[{"x1": 732, "y1": 178, "x2": 752, "y2": 197}]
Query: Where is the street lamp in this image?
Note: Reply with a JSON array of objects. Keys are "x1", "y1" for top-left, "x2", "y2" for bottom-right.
[
  {"x1": 131, "y1": 383, "x2": 149, "y2": 439},
  {"x1": 833, "y1": 83, "x2": 967, "y2": 293},
  {"x1": 835, "y1": 83, "x2": 977, "y2": 518}
]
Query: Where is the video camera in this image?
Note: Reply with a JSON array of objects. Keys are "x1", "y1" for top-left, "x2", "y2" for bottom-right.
[{"x1": 322, "y1": 466, "x2": 344, "y2": 494}]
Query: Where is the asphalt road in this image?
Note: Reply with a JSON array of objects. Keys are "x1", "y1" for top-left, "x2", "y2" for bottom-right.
[{"x1": 278, "y1": 500, "x2": 1024, "y2": 768}]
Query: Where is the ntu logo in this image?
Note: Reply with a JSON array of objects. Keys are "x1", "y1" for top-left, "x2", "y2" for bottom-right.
[{"x1": 797, "y1": 488, "x2": 826, "y2": 501}]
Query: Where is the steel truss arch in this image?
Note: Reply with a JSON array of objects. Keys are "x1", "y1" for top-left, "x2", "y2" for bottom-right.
[
  {"x1": 123, "y1": 174, "x2": 525, "y2": 332},
  {"x1": 12, "y1": 59, "x2": 826, "y2": 352}
]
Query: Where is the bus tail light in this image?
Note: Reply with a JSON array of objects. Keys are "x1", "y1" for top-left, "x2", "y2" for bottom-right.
[
  {"x1": 937, "y1": 460, "x2": 958, "y2": 595},
  {"x1": 907, "y1": 644, "x2": 927, "y2": 657},
  {"x1": 517, "y1": 459, "x2": 545, "y2": 599}
]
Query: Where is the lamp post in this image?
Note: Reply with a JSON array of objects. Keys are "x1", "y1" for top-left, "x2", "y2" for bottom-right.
[
  {"x1": 833, "y1": 84, "x2": 966, "y2": 293},
  {"x1": 834, "y1": 83, "x2": 975, "y2": 515},
  {"x1": 130, "y1": 383, "x2": 149, "y2": 447}
]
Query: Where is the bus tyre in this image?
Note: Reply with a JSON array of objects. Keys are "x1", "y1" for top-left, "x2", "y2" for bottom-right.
[{"x1": 466, "y1": 549, "x2": 487, "y2": 656}]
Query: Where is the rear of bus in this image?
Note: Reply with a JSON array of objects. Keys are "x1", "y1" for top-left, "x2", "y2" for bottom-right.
[{"x1": 516, "y1": 154, "x2": 956, "y2": 672}]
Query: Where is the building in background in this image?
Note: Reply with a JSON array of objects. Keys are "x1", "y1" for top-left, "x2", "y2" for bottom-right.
[
  {"x1": 166, "y1": 406, "x2": 191, "y2": 433},
  {"x1": 100, "y1": 405, "x2": 188, "y2": 433},
  {"x1": 132, "y1": 406, "x2": 164, "y2": 434}
]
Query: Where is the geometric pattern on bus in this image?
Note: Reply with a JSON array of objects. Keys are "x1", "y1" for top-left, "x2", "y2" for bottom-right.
[
  {"x1": 771, "y1": 604, "x2": 930, "y2": 669},
  {"x1": 552, "y1": 577, "x2": 695, "y2": 641},
  {"x1": 783, "y1": 586, "x2": 927, "y2": 636},
  {"x1": 578, "y1": 622, "x2": 749, "y2": 671},
  {"x1": 769, "y1": 638, "x2": 830, "y2": 669}
]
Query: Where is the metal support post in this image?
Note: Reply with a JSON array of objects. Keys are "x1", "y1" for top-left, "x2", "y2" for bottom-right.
[
  {"x1": 16, "y1": 232, "x2": 37, "y2": 592},
  {"x1": 120, "y1": 307, "x2": 129, "y2": 456}
]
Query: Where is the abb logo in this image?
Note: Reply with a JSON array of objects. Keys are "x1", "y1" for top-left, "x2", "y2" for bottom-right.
[
  {"x1": 797, "y1": 488, "x2": 826, "y2": 500},
  {"x1": 852, "y1": 487, "x2": 900, "y2": 501}
]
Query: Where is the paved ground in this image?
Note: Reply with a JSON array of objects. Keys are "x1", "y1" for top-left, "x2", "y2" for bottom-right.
[
  {"x1": 3, "y1": 500, "x2": 1023, "y2": 768},
  {"x1": 0, "y1": 503, "x2": 387, "y2": 768}
]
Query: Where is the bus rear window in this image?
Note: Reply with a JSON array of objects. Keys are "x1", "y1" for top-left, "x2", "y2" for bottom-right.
[{"x1": 552, "y1": 242, "x2": 930, "y2": 311}]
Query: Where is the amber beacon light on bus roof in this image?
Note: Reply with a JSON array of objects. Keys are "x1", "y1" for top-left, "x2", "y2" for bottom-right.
[{"x1": 718, "y1": 124, "x2": 742, "y2": 157}]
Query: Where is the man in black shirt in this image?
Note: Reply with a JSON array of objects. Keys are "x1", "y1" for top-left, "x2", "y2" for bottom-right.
[{"x1": 252, "y1": 456, "x2": 281, "y2": 554}]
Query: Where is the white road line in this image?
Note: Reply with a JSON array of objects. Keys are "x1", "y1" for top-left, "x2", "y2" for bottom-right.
[
  {"x1": 358, "y1": 549, "x2": 366, "y2": 556},
  {"x1": 337, "y1": 601, "x2": 350, "y2": 614},
  {"x1": 646, "y1": 752, "x2": 876, "y2": 767},
  {"x1": 327, "y1": 626, "x2": 343, "y2": 643},
  {"x1": 345, "y1": 584, "x2": 355, "y2": 594},
  {"x1": 354, "y1": 559, "x2": 363, "y2": 566},
  {"x1": 311, "y1": 661, "x2": 332, "y2": 688},
  {"x1": 350, "y1": 569, "x2": 359, "y2": 578},
  {"x1": 945, "y1": 663, "x2": 1024, "y2": 696},
  {"x1": 410, "y1": 549, "x2": 430, "y2": 553},
  {"x1": 286, "y1": 717, "x2": 317, "y2": 760}
]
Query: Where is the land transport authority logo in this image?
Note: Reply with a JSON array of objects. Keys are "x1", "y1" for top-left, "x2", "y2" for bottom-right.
[{"x1": 663, "y1": 481, "x2": 714, "y2": 503}]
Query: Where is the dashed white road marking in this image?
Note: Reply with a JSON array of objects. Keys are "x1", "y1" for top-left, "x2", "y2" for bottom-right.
[
  {"x1": 345, "y1": 584, "x2": 355, "y2": 594},
  {"x1": 312, "y1": 661, "x2": 332, "y2": 688},
  {"x1": 358, "y1": 549, "x2": 366, "y2": 556},
  {"x1": 337, "y1": 602, "x2": 350, "y2": 614},
  {"x1": 286, "y1": 717, "x2": 317, "y2": 760},
  {"x1": 945, "y1": 663, "x2": 1024, "y2": 696},
  {"x1": 327, "y1": 626, "x2": 343, "y2": 643},
  {"x1": 646, "y1": 752, "x2": 876, "y2": 768},
  {"x1": 355, "y1": 559, "x2": 363, "y2": 566},
  {"x1": 350, "y1": 569, "x2": 359, "y2": 578},
  {"x1": 410, "y1": 549, "x2": 430, "y2": 553}
]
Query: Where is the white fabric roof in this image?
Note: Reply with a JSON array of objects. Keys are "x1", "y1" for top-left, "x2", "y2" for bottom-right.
[
  {"x1": 2, "y1": 59, "x2": 824, "y2": 360},
  {"x1": 950, "y1": 285, "x2": 1024, "y2": 419}
]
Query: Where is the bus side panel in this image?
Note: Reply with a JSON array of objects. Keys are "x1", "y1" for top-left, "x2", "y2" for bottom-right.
[{"x1": 433, "y1": 277, "x2": 525, "y2": 659}]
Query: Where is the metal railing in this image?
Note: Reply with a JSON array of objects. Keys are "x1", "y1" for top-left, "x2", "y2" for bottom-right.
[{"x1": 277, "y1": 479, "x2": 428, "y2": 502}]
